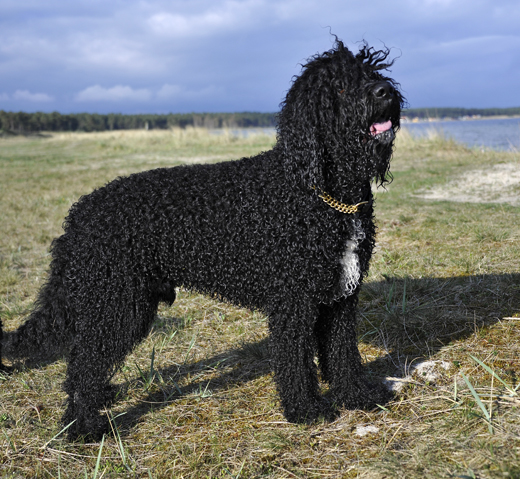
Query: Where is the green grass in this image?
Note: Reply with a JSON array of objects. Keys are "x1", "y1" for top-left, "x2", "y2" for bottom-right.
[{"x1": 1, "y1": 128, "x2": 520, "y2": 478}]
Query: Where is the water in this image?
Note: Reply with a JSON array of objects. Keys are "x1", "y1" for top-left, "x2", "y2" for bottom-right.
[
  {"x1": 402, "y1": 117, "x2": 520, "y2": 151},
  {"x1": 212, "y1": 117, "x2": 520, "y2": 151}
]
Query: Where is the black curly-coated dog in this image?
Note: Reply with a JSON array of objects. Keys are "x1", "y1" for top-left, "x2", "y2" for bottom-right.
[{"x1": 0, "y1": 39, "x2": 403, "y2": 439}]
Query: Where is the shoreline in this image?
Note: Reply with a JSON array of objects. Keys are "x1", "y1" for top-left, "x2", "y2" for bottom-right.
[{"x1": 402, "y1": 115, "x2": 520, "y2": 124}]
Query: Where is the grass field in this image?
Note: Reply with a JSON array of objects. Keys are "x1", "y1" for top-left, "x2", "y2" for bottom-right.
[{"x1": 1, "y1": 128, "x2": 520, "y2": 478}]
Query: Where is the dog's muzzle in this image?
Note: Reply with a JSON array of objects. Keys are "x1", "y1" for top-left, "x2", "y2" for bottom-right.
[{"x1": 368, "y1": 81, "x2": 396, "y2": 143}]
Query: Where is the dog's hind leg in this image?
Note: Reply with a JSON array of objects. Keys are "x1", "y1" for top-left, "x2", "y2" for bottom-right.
[
  {"x1": 314, "y1": 302, "x2": 340, "y2": 384},
  {"x1": 62, "y1": 343, "x2": 121, "y2": 440},
  {"x1": 268, "y1": 302, "x2": 324, "y2": 423},
  {"x1": 62, "y1": 288, "x2": 159, "y2": 440},
  {"x1": 314, "y1": 296, "x2": 392, "y2": 411}
]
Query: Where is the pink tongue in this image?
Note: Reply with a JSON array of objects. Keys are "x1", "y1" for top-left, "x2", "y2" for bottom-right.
[{"x1": 370, "y1": 120, "x2": 392, "y2": 136}]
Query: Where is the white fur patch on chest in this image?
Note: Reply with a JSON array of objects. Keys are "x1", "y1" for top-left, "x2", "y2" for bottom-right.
[{"x1": 339, "y1": 219, "x2": 365, "y2": 296}]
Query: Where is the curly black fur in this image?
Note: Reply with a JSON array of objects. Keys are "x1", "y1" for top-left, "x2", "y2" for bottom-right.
[{"x1": 0, "y1": 39, "x2": 404, "y2": 439}]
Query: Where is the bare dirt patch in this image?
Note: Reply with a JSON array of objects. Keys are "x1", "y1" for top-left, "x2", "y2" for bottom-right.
[{"x1": 417, "y1": 161, "x2": 520, "y2": 206}]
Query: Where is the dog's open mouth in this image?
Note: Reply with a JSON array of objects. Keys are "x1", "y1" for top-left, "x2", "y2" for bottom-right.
[
  {"x1": 370, "y1": 120, "x2": 392, "y2": 137},
  {"x1": 369, "y1": 119, "x2": 395, "y2": 142}
]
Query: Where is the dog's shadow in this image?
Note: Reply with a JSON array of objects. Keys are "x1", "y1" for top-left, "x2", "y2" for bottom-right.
[
  {"x1": 112, "y1": 272, "x2": 520, "y2": 436},
  {"x1": 114, "y1": 337, "x2": 273, "y2": 435},
  {"x1": 6, "y1": 273, "x2": 519, "y2": 436}
]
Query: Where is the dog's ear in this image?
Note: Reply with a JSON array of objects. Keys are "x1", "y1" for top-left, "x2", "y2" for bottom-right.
[
  {"x1": 277, "y1": 42, "x2": 357, "y2": 190},
  {"x1": 277, "y1": 84, "x2": 328, "y2": 190}
]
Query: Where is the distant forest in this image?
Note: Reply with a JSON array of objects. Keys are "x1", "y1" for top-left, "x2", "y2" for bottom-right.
[
  {"x1": 0, "y1": 111, "x2": 277, "y2": 133},
  {"x1": 0, "y1": 107, "x2": 519, "y2": 133},
  {"x1": 403, "y1": 107, "x2": 520, "y2": 120}
]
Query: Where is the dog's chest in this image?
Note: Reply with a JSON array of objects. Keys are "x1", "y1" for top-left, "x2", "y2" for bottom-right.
[{"x1": 339, "y1": 218, "x2": 365, "y2": 296}]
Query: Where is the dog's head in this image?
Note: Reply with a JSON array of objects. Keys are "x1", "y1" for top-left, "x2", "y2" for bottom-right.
[{"x1": 277, "y1": 39, "x2": 405, "y2": 192}]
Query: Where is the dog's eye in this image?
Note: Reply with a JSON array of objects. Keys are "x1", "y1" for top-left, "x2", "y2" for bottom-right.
[{"x1": 339, "y1": 89, "x2": 345, "y2": 95}]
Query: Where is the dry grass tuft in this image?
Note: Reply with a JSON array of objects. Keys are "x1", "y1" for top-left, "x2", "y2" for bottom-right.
[{"x1": 1, "y1": 129, "x2": 520, "y2": 478}]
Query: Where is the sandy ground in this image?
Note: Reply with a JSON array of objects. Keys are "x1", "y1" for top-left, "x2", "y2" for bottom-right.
[{"x1": 417, "y1": 161, "x2": 520, "y2": 206}]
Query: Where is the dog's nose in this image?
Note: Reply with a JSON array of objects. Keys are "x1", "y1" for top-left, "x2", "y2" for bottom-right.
[{"x1": 370, "y1": 82, "x2": 394, "y2": 100}]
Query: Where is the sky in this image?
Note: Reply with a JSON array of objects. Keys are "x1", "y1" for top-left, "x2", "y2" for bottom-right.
[{"x1": 1, "y1": 0, "x2": 519, "y2": 114}]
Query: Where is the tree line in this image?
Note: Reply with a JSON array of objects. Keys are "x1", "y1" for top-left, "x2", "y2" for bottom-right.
[
  {"x1": 0, "y1": 111, "x2": 277, "y2": 133},
  {"x1": 404, "y1": 107, "x2": 520, "y2": 120},
  {"x1": 1, "y1": 107, "x2": 519, "y2": 134}
]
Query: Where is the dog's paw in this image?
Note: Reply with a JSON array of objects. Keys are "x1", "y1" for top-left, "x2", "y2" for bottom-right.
[
  {"x1": 283, "y1": 397, "x2": 337, "y2": 424},
  {"x1": 333, "y1": 380, "x2": 394, "y2": 411},
  {"x1": 63, "y1": 413, "x2": 111, "y2": 442},
  {"x1": 364, "y1": 381, "x2": 394, "y2": 407},
  {"x1": 0, "y1": 362, "x2": 13, "y2": 375}
]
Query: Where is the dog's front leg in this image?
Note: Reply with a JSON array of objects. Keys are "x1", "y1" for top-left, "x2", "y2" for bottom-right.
[
  {"x1": 315, "y1": 295, "x2": 392, "y2": 411},
  {"x1": 267, "y1": 303, "x2": 326, "y2": 424}
]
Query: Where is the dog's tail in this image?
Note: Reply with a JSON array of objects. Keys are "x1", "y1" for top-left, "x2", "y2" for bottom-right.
[{"x1": 1, "y1": 269, "x2": 72, "y2": 366}]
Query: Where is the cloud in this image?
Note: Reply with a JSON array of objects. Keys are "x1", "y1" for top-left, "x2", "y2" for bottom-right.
[
  {"x1": 12, "y1": 90, "x2": 54, "y2": 102},
  {"x1": 72, "y1": 37, "x2": 158, "y2": 73},
  {"x1": 157, "y1": 83, "x2": 221, "y2": 100},
  {"x1": 1, "y1": 1, "x2": 520, "y2": 112},
  {"x1": 75, "y1": 85, "x2": 152, "y2": 102},
  {"x1": 156, "y1": 84, "x2": 183, "y2": 99},
  {"x1": 147, "y1": 0, "x2": 275, "y2": 38},
  {"x1": 415, "y1": 0, "x2": 458, "y2": 6}
]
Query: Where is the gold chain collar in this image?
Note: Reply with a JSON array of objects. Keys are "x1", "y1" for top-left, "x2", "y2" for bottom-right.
[{"x1": 312, "y1": 187, "x2": 369, "y2": 214}]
